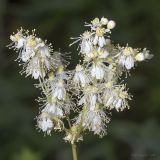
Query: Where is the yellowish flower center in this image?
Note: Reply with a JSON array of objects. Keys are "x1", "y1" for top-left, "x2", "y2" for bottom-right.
[
  {"x1": 27, "y1": 37, "x2": 37, "y2": 48},
  {"x1": 123, "y1": 47, "x2": 134, "y2": 56},
  {"x1": 96, "y1": 27, "x2": 105, "y2": 36}
]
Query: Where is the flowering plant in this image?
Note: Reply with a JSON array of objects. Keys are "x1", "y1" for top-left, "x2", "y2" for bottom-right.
[{"x1": 8, "y1": 17, "x2": 152, "y2": 160}]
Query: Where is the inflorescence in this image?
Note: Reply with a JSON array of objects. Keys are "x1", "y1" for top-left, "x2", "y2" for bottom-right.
[{"x1": 8, "y1": 17, "x2": 153, "y2": 144}]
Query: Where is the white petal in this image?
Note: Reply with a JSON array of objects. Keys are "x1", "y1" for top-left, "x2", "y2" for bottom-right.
[
  {"x1": 115, "y1": 99, "x2": 122, "y2": 111},
  {"x1": 33, "y1": 70, "x2": 40, "y2": 79},
  {"x1": 98, "y1": 37, "x2": 105, "y2": 48},
  {"x1": 40, "y1": 46, "x2": 50, "y2": 57},
  {"x1": 106, "y1": 96, "x2": 114, "y2": 106},
  {"x1": 125, "y1": 56, "x2": 134, "y2": 69},
  {"x1": 21, "y1": 51, "x2": 30, "y2": 62},
  {"x1": 93, "y1": 35, "x2": 98, "y2": 45},
  {"x1": 38, "y1": 118, "x2": 53, "y2": 132},
  {"x1": 90, "y1": 94, "x2": 97, "y2": 111},
  {"x1": 84, "y1": 41, "x2": 92, "y2": 54},
  {"x1": 17, "y1": 38, "x2": 25, "y2": 48},
  {"x1": 10, "y1": 35, "x2": 16, "y2": 41},
  {"x1": 119, "y1": 55, "x2": 126, "y2": 66}
]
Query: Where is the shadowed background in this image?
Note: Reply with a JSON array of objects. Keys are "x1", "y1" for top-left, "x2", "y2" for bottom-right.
[{"x1": 0, "y1": 0, "x2": 160, "y2": 160}]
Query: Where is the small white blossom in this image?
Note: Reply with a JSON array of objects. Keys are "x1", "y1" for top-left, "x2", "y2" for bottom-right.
[
  {"x1": 79, "y1": 86, "x2": 100, "y2": 111},
  {"x1": 22, "y1": 57, "x2": 45, "y2": 79},
  {"x1": 37, "y1": 113, "x2": 53, "y2": 134},
  {"x1": 70, "y1": 31, "x2": 93, "y2": 55},
  {"x1": 119, "y1": 47, "x2": 135, "y2": 70},
  {"x1": 103, "y1": 84, "x2": 131, "y2": 112},
  {"x1": 93, "y1": 27, "x2": 106, "y2": 47},
  {"x1": 98, "y1": 48, "x2": 109, "y2": 58},
  {"x1": 10, "y1": 29, "x2": 26, "y2": 49},
  {"x1": 91, "y1": 62, "x2": 105, "y2": 80},
  {"x1": 42, "y1": 103, "x2": 63, "y2": 117},
  {"x1": 80, "y1": 31, "x2": 93, "y2": 54},
  {"x1": 53, "y1": 80, "x2": 66, "y2": 100},
  {"x1": 80, "y1": 110, "x2": 110, "y2": 137},
  {"x1": 73, "y1": 64, "x2": 89, "y2": 87}
]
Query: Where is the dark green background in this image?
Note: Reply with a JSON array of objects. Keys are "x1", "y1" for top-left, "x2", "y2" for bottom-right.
[{"x1": 0, "y1": 0, "x2": 160, "y2": 160}]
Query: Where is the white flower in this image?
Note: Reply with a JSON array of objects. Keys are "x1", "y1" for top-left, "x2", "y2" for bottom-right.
[
  {"x1": 10, "y1": 30, "x2": 26, "y2": 49},
  {"x1": 98, "y1": 48, "x2": 109, "y2": 58},
  {"x1": 114, "y1": 99, "x2": 123, "y2": 111},
  {"x1": 53, "y1": 80, "x2": 66, "y2": 100},
  {"x1": 42, "y1": 103, "x2": 63, "y2": 117},
  {"x1": 103, "y1": 87, "x2": 115, "y2": 107},
  {"x1": 93, "y1": 34, "x2": 106, "y2": 48},
  {"x1": 56, "y1": 66, "x2": 68, "y2": 80},
  {"x1": 91, "y1": 62, "x2": 105, "y2": 80},
  {"x1": 32, "y1": 69, "x2": 41, "y2": 79},
  {"x1": 23, "y1": 57, "x2": 45, "y2": 79},
  {"x1": 22, "y1": 36, "x2": 52, "y2": 63},
  {"x1": 21, "y1": 43, "x2": 53, "y2": 79},
  {"x1": 92, "y1": 26, "x2": 107, "y2": 48},
  {"x1": 37, "y1": 113, "x2": 53, "y2": 134},
  {"x1": 119, "y1": 47, "x2": 135, "y2": 70},
  {"x1": 21, "y1": 47, "x2": 35, "y2": 62},
  {"x1": 16, "y1": 37, "x2": 26, "y2": 49},
  {"x1": 80, "y1": 110, "x2": 110, "y2": 137},
  {"x1": 73, "y1": 65, "x2": 89, "y2": 87},
  {"x1": 125, "y1": 55, "x2": 135, "y2": 69},
  {"x1": 89, "y1": 94, "x2": 97, "y2": 111},
  {"x1": 103, "y1": 85, "x2": 131, "y2": 112},
  {"x1": 80, "y1": 31, "x2": 93, "y2": 54},
  {"x1": 20, "y1": 36, "x2": 38, "y2": 62},
  {"x1": 79, "y1": 86, "x2": 99, "y2": 111},
  {"x1": 37, "y1": 43, "x2": 50, "y2": 58},
  {"x1": 70, "y1": 31, "x2": 93, "y2": 55}
]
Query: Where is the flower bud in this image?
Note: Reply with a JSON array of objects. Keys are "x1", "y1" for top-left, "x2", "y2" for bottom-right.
[
  {"x1": 135, "y1": 53, "x2": 145, "y2": 61},
  {"x1": 107, "y1": 20, "x2": 116, "y2": 29},
  {"x1": 100, "y1": 17, "x2": 108, "y2": 25}
]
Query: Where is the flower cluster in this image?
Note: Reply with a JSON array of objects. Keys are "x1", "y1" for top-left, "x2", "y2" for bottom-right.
[
  {"x1": 8, "y1": 17, "x2": 153, "y2": 144},
  {"x1": 9, "y1": 28, "x2": 72, "y2": 135},
  {"x1": 9, "y1": 28, "x2": 61, "y2": 79},
  {"x1": 68, "y1": 17, "x2": 153, "y2": 142}
]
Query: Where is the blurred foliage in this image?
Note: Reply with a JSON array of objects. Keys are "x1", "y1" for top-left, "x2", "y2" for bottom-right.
[{"x1": 0, "y1": 0, "x2": 160, "y2": 160}]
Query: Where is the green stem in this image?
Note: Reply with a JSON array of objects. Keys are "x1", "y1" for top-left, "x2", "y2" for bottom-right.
[
  {"x1": 71, "y1": 143, "x2": 78, "y2": 160},
  {"x1": 38, "y1": 77, "x2": 47, "y2": 96}
]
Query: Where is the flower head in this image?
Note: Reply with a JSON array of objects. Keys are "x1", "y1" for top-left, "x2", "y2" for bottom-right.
[{"x1": 9, "y1": 17, "x2": 153, "y2": 144}]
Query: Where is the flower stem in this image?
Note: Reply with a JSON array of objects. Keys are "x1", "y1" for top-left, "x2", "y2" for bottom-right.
[{"x1": 71, "y1": 143, "x2": 78, "y2": 160}]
